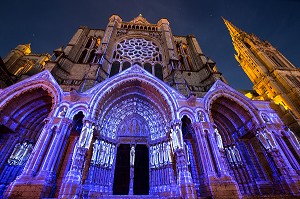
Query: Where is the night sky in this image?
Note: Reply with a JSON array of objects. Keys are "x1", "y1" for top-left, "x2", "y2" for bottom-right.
[{"x1": 1, "y1": 0, "x2": 299, "y2": 90}]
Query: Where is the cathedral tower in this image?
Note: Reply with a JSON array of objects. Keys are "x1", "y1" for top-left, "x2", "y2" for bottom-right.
[
  {"x1": 224, "y1": 18, "x2": 300, "y2": 132},
  {"x1": 46, "y1": 14, "x2": 225, "y2": 97}
]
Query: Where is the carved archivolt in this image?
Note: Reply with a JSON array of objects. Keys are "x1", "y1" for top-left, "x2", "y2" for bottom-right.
[{"x1": 99, "y1": 97, "x2": 167, "y2": 141}]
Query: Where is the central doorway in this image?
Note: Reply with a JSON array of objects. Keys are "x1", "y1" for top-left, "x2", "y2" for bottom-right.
[
  {"x1": 113, "y1": 144, "x2": 149, "y2": 195},
  {"x1": 134, "y1": 144, "x2": 149, "y2": 195}
]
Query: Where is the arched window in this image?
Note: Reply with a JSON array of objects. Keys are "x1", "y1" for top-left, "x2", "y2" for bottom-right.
[
  {"x1": 122, "y1": 61, "x2": 131, "y2": 71},
  {"x1": 144, "y1": 63, "x2": 152, "y2": 74},
  {"x1": 87, "y1": 50, "x2": 96, "y2": 63},
  {"x1": 78, "y1": 49, "x2": 87, "y2": 63},
  {"x1": 85, "y1": 37, "x2": 93, "y2": 48},
  {"x1": 154, "y1": 64, "x2": 163, "y2": 80},
  {"x1": 110, "y1": 61, "x2": 120, "y2": 77}
]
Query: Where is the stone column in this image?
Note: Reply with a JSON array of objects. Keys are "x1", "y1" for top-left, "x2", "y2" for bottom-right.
[
  {"x1": 58, "y1": 119, "x2": 96, "y2": 199},
  {"x1": 170, "y1": 120, "x2": 196, "y2": 199},
  {"x1": 193, "y1": 122, "x2": 240, "y2": 198},
  {"x1": 256, "y1": 127, "x2": 300, "y2": 195},
  {"x1": 5, "y1": 117, "x2": 72, "y2": 199},
  {"x1": 37, "y1": 118, "x2": 73, "y2": 180}
]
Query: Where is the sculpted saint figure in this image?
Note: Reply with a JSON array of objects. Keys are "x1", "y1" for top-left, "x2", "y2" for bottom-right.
[
  {"x1": 163, "y1": 142, "x2": 169, "y2": 164},
  {"x1": 166, "y1": 141, "x2": 173, "y2": 163},
  {"x1": 150, "y1": 146, "x2": 155, "y2": 168},
  {"x1": 197, "y1": 111, "x2": 205, "y2": 122},
  {"x1": 91, "y1": 140, "x2": 99, "y2": 164},
  {"x1": 170, "y1": 121, "x2": 183, "y2": 150},
  {"x1": 130, "y1": 145, "x2": 135, "y2": 166},
  {"x1": 256, "y1": 127, "x2": 276, "y2": 150},
  {"x1": 214, "y1": 127, "x2": 224, "y2": 149},
  {"x1": 98, "y1": 140, "x2": 105, "y2": 165},
  {"x1": 232, "y1": 146, "x2": 242, "y2": 164},
  {"x1": 263, "y1": 127, "x2": 276, "y2": 149},
  {"x1": 286, "y1": 127, "x2": 300, "y2": 150},
  {"x1": 79, "y1": 122, "x2": 96, "y2": 149},
  {"x1": 154, "y1": 145, "x2": 159, "y2": 167},
  {"x1": 109, "y1": 145, "x2": 115, "y2": 168},
  {"x1": 225, "y1": 147, "x2": 233, "y2": 164},
  {"x1": 9, "y1": 143, "x2": 21, "y2": 164},
  {"x1": 184, "y1": 142, "x2": 190, "y2": 165},
  {"x1": 19, "y1": 142, "x2": 33, "y2": 165},
  {"x1": 104, "y1": 143, "x2": 111, "y2": 167},
  {"x1": 100, "y1": 142, "x2": 107, "y2": 166},
  {"x1": 58, "y1": 107, "x2": 67, "y2": 118},
  {"x1": 158, "y1": 143, "x2": 164, "y2": 165}
]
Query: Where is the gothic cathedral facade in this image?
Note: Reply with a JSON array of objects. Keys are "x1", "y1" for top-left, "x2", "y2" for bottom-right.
[{"x1": 0, "y1": 15, "x2": 300, "y2": 199}]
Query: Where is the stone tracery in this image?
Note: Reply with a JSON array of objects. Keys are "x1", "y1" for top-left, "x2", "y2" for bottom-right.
[{"x1": 114, "y1": 38, "x2": 162, "y2": 64}]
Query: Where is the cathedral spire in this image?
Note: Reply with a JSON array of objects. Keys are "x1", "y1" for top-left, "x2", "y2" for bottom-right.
[{"x1": 222, "y1": 17, "x2": 244, "y2": 40}]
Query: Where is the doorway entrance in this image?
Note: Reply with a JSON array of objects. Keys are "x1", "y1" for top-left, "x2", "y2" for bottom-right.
[
  {"x1": 113, "y1": 144, "x2": 149, "y2": 195},
  {"x1": 134, "y1": 144, "x2": 149, "y2": 195}
]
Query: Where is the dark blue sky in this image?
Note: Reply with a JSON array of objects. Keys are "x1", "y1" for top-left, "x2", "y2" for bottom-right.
[{"x1": 0, "y1": 0, "x2": 299, "y2": 90}]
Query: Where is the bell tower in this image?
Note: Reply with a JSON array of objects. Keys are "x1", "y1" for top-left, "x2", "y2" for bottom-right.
[{"x1": 223, "y1": 18, "x2": 300, "y2": 132}]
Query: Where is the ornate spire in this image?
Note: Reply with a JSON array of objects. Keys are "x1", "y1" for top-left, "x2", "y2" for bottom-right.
[{"x1": 222, "y1": 17, "x2": 244, "y2": 41}]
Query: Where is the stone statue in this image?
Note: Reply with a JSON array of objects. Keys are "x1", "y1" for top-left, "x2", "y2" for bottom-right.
[
  {"x1": 214, "y1": 127, "x2": 224, "y2": 149},
  {"x1": 109, "y1": 144, "x2": 115, "y2": 168},
  {"x1": 232, "y1": 146, "x2": 242, "y2": 164},
  {"x1": 79, "y1": 122, "x2": 96, "y2": 149},
  {"x1": 19, "y1": 143, "x2": 33, "y2": 165},
  {"x1": 104, "y1": 143, "x2": 111, "y2": 167},
  {"x1": 256, "y1": 130, "x2": 270, "y2": 150},
  {"x1": 261, "y1": 113, "x2": 270, "y2": 123},
  {"x1": 154, "y1": 145, "x2": 159, "y2": 167},
  {"x1": 91, "y1": 140, "x2": 99, "y2": 164},
  {"x1": 150, "y1": 146, "x2": 155, "y2": 168},
  {"x1": 229, "y1": 147, "x2": 237, "y2": 164},
  {"x1": 158, "y1": 143, "x2": 164, "y2": 165},
  {"x1": 263, "y1": 127, "x2": 276, "y2": 149},
  {"x1": 130, "y1": 145, "x2": 135, "y2": 166},
  {"x1": 166, "y1": 141, "x2": 173, "y2": 163},
  {"x1": 287, "y1": 128, "x2": 300, "y2": 150},
  {"x1": 197, "y1": 111, "x2": 205, "y2": 122},
  {"x1": 97, "y1": 140, "x2": 105, "y2": 165},
  {"x1": 170, "y1": 121, "x2": 183, "y2": 150},
  {"x1": 100, "y1": 142, "x2": 108, "y2": 166},
  {"x1": 184, "y1": 142, "x2": 190, "y2": 165},
  {"x1": 8, "y1": 143, "x2": 21, "y2": 164},
  {"x1": 256, "y1": 128, "x2": 276, "y2": 150},
  {"x1": 163, "y1": 142, "x2": 168, "y2": 164},
  {"x1": 58, "y1": 107, "x2": 67, "y2": 118},
  {"x1": 9, "y1": 141, "x2": 33, "y2": 165},
  {"x1": 225, "y1": 147, "x2": 233, "y2": 164}
]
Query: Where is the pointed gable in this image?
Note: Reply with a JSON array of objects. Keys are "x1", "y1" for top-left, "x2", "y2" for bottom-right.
[{"x1": 129, "y1": 14, "x2": 152, "y2": 25}]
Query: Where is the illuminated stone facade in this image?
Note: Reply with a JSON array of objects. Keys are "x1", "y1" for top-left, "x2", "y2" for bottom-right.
[
  {"x1": 0, "y1": 15, "x2": 300, "y2": 199},
  {"x1": 0, "y1": 44, "x2": 51, "y2": 88},
  {"x1": 223, "y1": 19, "x2": 300, "y2": 133}
]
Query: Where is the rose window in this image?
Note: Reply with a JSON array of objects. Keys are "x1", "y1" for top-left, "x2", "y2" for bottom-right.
[{"x1": 114, "y1": 38, "x2": 162, "y2": 63}]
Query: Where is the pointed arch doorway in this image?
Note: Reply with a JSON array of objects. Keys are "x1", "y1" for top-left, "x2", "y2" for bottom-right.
[{"x1": 113, "y1": 144, "x2": 149, "y2": 195}]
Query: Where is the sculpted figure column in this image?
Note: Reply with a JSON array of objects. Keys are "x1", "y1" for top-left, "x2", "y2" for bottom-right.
[
  {"x1": 59, "y1": 119, "x2": 97, "y2": 199},
  {"x1": 170, "y1": 119, "x2": 196, "y2": 199},
  {"x1": 129, "y1": 145, "x2": 135, "y2": 195},
  {"x1": 256, "y1": 127, "x2": 276, "y2": 151},
  {"x1": 256, "y1": 126, "x2": 300, "y2": 195},
  {"x1": 284, "y1": 126, "x2": 300, "y2": 151}
]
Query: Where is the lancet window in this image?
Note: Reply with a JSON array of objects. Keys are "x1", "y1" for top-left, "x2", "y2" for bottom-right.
[{"x1": 77, "y1": 36, "x2": 101, "y2": 64}]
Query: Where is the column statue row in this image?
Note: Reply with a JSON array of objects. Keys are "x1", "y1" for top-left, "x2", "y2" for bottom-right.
[
  {"x1": 91, "y1": 139, "x2": 115, "y2": 168},
  {"x1": 59, "y1": 119, "x2": 96, "y2": 199},
  {"x1": 149, "y1": 141, "x2": 173, "y2": 168}
]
